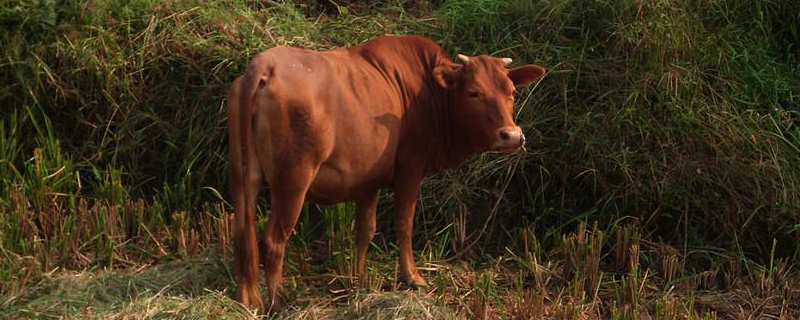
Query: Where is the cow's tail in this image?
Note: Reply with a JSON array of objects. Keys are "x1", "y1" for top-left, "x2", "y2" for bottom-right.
[
  {"x1": 240, "y1": 60, "x2": 270, "y2": 229},
  {"x1": 228, "y1": 58, "x2": 270, "y2": 308}
]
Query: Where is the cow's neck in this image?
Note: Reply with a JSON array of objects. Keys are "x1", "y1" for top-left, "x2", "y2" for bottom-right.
[{"x1": 422, "y1": 78, "x2": 478, "y2": 174}]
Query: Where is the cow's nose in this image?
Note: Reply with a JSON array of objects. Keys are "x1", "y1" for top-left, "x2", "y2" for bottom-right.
[
  {"x1": 494, "y1": 127, "x2": 525, "y2": 151},
  {"x1": 499, "y1": 130, "x2": 510, "y2": 140}
]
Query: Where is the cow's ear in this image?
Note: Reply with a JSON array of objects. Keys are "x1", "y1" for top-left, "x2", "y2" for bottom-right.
[
  {"x1": 433, "y1": 63, "x2": 463, "y2": 88},
  {"x1": 509, "y1": 65, "x2": 545, "y2": 87}
]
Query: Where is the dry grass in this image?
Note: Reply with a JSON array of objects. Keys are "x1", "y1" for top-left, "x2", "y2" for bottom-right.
[{"x1": 3, "y1": 238, "x2": 797, "y2": 319}]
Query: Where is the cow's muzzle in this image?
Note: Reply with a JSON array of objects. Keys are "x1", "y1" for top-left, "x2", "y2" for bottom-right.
[{"x1": 492, "y1": 126, "x2": 525, "y2": 152}]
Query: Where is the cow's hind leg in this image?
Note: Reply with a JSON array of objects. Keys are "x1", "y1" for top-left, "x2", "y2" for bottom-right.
[
  {"x1": 253, "y1": 82, "x2": 325, "y2": 311},
  {"x1": 260, "y1": 166, "x2": 315, "y2": 311},
  {"x1": 355, "y1": 191, "x2": 380, "y2": 281}
]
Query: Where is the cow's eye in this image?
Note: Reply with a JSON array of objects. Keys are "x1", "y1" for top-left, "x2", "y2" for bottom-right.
[{"x1": 468, "y1": 90, "x2": 481, "y2": 98}]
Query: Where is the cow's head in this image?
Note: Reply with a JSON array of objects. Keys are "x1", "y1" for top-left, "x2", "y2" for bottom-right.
[{"x1": 434, "y1": 54, "x2": 545, "y2": 152}]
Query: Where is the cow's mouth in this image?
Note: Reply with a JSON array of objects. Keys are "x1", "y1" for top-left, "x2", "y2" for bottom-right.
[
  {"x1": 490, "y1": 143, "x2": 525, "y2": 153},
  {"x1": 491, "y1": 145, "x2": 524, "y2": 153}
]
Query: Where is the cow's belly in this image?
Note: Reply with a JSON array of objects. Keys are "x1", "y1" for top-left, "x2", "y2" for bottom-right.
[
  {"x1": 305, "y1": 160, "x2": 394, "y2": 205},
  {"x1": 305, "y1": 131, "x2": 397, "y2": 205},
  {"x1": 306, "y1": 164, "x2": 349, "y2": 205}
]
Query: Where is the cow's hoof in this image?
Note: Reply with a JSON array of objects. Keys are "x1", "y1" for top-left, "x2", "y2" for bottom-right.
[
  {"x1": 409, "y1": 279, "x2": 429, "y2": 289},
  {"x1": 264, "y1": 294, "x2": 286, "y2": 314},
  {"x1": 237, "y1": 285, "x2": 264, "y2": 312},
  {"x1": 399, "y1": 273, "x2": 428, "y2": 289}
]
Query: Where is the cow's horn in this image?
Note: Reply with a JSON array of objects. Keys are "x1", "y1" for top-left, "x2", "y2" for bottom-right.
[
  {"x1": 500, "y1": 57, "x2": 512, "y2": 65},
  {"x1": 457, "y1": 54, "x2": 470, "y2": 64}
]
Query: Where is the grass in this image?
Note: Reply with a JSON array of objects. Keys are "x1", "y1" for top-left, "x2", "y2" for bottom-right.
[
  {"x1": 3, "y1": 225, "x2": 798, "y2": 319},
  {"x1": 2, "y1": 0, "x2": 800, "y2": 318}
]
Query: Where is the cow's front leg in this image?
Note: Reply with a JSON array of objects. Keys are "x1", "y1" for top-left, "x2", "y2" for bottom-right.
[
  {"x1": 260, "y1": 166, "x2": 315, "y2": 312},
  {"x1": 355, "y1": 190, "x2": 380, "y2": 279},
  {"x1": 393, "y1": 173, "x2": 427, "y2": 287}
]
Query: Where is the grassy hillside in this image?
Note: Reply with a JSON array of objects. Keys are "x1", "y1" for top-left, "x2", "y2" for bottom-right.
[{"x1": 2, "y1": 0, "x2": 799, "y2": 318}]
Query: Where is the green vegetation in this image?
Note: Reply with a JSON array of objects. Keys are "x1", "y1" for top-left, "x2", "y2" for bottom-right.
[{"x1": 2, "y1": 0, "x2": 799, "y2": 318}]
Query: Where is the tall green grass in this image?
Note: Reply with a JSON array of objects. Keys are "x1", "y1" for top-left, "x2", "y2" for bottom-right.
[
  {"x1": 420, "y1": 0, "x2": 800, "y2": 261},
  {"x1": 1, "y1": 0, "x2": 799, "y2": 311}
]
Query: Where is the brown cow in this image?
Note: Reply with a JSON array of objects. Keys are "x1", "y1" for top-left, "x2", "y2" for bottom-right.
[{"x1": 227, "y1": 35, "x2": 545, "y2": 311}]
